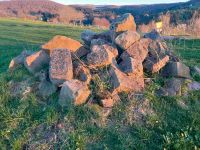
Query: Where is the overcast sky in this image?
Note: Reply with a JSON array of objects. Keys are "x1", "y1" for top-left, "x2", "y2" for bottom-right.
[{"x1": 52, "y1": 0, "x2": 189, "y2": 5}]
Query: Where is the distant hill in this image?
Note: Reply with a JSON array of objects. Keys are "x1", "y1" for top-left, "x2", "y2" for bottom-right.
[
  {"x1": 76, "y1": 0, "x2": 199, "y2": 25},
  {"x1": 0, "y1": 0, "x2": 199, "y2": 30},
  {"x1": 0, "y1": 0, "x2": 84, "y2": 23}
]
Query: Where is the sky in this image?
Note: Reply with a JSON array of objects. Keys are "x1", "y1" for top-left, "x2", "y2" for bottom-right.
[{"x1": 52, "y1": 0, "x2": 189, "y2": 5}]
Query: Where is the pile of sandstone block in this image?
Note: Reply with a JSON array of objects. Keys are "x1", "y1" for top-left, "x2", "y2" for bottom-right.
[{"x1": 9, "y1": 13, "x2": 200, "y2": 108}]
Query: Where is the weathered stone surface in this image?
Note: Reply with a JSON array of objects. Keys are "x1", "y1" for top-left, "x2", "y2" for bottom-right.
[
  {"x1": 162, "y1": 62, "x2": 191, "y2": 79},
  {"x1": 144, "y1": 29, "x2": 161, "y2": 40},
  {"x1": 42, "y1": 35, "x2": 83, "y2": 54},
  {"x1": 59, "y1": 80, "x2": 90, "y2": 106},
  {"x1": 143, "y1": 40, "x2": 170, "y2": 73},
  {"x1": 49, "y1": 49, "x2": 73, "y2": 86},
  {"x1": 165, "y1": 78, "x2": 183, "y2": 96},
  {"x1": 99, "y1": 91, "x2": 120, "y2": 108},
  {"x1": 9, "y1": 50, "x2": 33, "y2": 70},
  {"x1": 81, "y1": 30, "x2": 112, "y2": 45},
  {"x1": 148, "y1": 40, "x2": 167, "y2": 57},
  {"x1": 100, "y1": 98, "x2": 114, "y2": 108},
  {"x1": 91, "y1": 39, "x2": 118, "y2": 58},
  {"x1": 119, "y1": 56, "x2": 143, "y2": 76},
  {"x1": 38, "y1": 80, "x2": 57, "y2": 97},
  {"x1": 34, "y1": 70, "x2": 48, "y2": 82},
  {"x1": 111, "y1": 91, "x2": 121, "y2": 102},
  {"x1": 91, "y1": 38, "x2": 107, "y2": 46},
  {"x1": 73, "y1": 46, "x2": 90, "y2": 59},
  {"x1": 24, "y1": 50, "x2": 49, "y2": 74},
  {"x1": 109, "y1": 63, "x2": 144, "y2": 93},
  {"x1": 156, "y1": 78, "x2": 183, "y2": 96},
  {"x1": 121, "y1": 38, "x2": 150, "y2": 62},
  {"x1": 144, "y1": 55, "x2": 170, "y2": 73},
  {"x1": 157, "y1": 78, "x2": 192, "y2": 96},
  {"x1": 115, "y1": 31, "x2": 140, "y2": 50},
  {"x1": 73, "y1": 62, "x2": 91, "y2": 84},
  {"x1": 110, "y1": 13, "x2": 136, "y2": 33},
  {"x1": 91, "y1": 38, "x2": 118, "y2": 57},
  {"x1": 87, "y1": 44, "x2": 115, "y2": 67},
  {"x1": 81, "y1": 30, "x2": 96, "y2": 45},
  {"x1": 95, "y1": 31, "x2": 112, "y2": 43},
  {"x1": 188, "y1": 81, "x2": 200, "y2": 91}
]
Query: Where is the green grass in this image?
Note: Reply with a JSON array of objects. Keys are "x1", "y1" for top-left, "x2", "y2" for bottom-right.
[
  {"x1": 168, "y1": 39, "x2": 200, "y2": 67},
  {"x1": 0, "y1": 18, "x2": 200, "y2": 149},
  {"x1": 0, "y1": 18, "x2": 100, "y2": 73}
]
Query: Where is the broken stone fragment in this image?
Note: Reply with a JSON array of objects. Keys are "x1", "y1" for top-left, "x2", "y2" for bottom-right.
[
  {"x1": 81, "y1": 30, "x2": 112, "y2": 45},
  {"x1": 109, "y1": 63, "x2": 144, "y2": 93},
  {"x1": 162, "y1": 62, "x2": 191, "y2": 79},
  {"x1": 148, "y1": 40, "x2": 168, "y2": 57},
  {"x1": 119, "y1": 56, "x2": 143, "y2": 76},
  {"x1": 188, "y1": 81, "x2": 200, "y2": 91},
  {"x1": 157, "y1": 78, "x2": 194, "y2": 97},
  {"x1": 38, "y1": 80, "x2": 57, "y2": 98},
  {"x1": 91, "y1": 39, "x2": 118, "y2": 58},
  {"x1": 115, "y1": 30, "x2": 140, "y2": 50},
  {"x1": 81, "y1": 30, "x2": 96, "y2": 45},
  {"x1": 110, "y1": 13, "x2": 136, "y2": 33},
  {"x1": 49, "y1": 49, "x2": 73, "y2": 86},
  {"x1": 144, "y1": 29, "x2": 161, "y2": 40},
  {"x1": 95, "y1": 31, "x2": 113, "y2": 43},
  {"x1": 9, "y1": 50, "x2": 33, "y2": 70},
  {"x1": 165, "y1": 78, "x2": 183, "y2": 96},
  {"x1": 42, "y1": 35, "x2": 83, "y2": 54},
  {"x1": 87, "y1": 44, "x2": 115, "y2": 68},
  {"x1": 73, "y1": 62, "x2": 91, "y2": 85},
  {"x1": 121, "y1": 38, "x2": 150, "y2": 62},
  {"x1": 100, "y1": 91, "x2": 120, "y2": 108},
  {"x1": 24, "y1": 50, "x2": 50, "y2": 74},
  {"x1": 90, "y1": 38, "x2": 107, "y2": 46},
  {"x1": 34, "y1": 70, "x2": 48, "y2": 82},
  {"x1": 144, "y1": 55, "x2": 170, "y2": 73},
  {"x1": 100, "y1": 98, "x2": 114, "y2": 108},
  {"x1": 59, "y1": 80, "x2": 91, "y2": 106},
  {"x1": 73, "y1": 45, "x2": 90, "y2": 59}
]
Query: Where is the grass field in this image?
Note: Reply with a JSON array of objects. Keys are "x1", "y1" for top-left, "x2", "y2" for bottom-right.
[{"x1": 0, "y1": 18, "x2": 200, "y2": 149}]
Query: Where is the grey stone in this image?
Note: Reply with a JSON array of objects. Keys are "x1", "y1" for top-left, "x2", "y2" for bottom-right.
[
  {"x1": 81, "y1": 30, "x2": 96, "y2": 45},
  {"x1": 9, "y1": 50, "x2": 33, "y2": 70},
  {"x1": 73, "y1": 62, "x2": 91, "y2": 85},
  {"x1": 59, "y1": 80, "x2": 91, "y2": 106},
  {"x1": 119, "y1": 56, "x2": 143, "y2": 76},
  {"x1": 38, "y1": 80, "x2": 57, "y2": 97},
  {"x1": 81, "y1": 30, "x2": 112, "y2": 45},
  {"x1": 121, "y1": 38, "x2": 150, "y2": 62},
  {"x1": 24, "y1": 50, "x2": 50, "y2": 74},
  {"x1": 87, "y1": 44, "x2": 115, "y2": 67},
  {"x1": 144, "y1": 29, "x2": 161, "y2": 40},
  {"x1": 143, "y1": 55, "x2": 169, "y2": 73},
  {"x1": 165, "y1": 78, "x2": 183, "y2": 96},
  {"x1": 115, "y1": 30, "x2": 140, "y2": 50},
  {"x1": 110, "y1": 13, "x2": 136, "y2": 33},
  {"x1": 49, "y1": 49, "x2": 73, "y2": 86},
  {"x1": 162, "y1": 62, "x2": 191, "y2": 79},
  {"x1": 91, "y1": 39, "x2": 118, "y2": 58},
  {"x1": 109, "y1": 63, "x2": 144, "y2": 93},
  {"x1": 188, "y1": 81, "x2": 200, "y2": 91}
]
